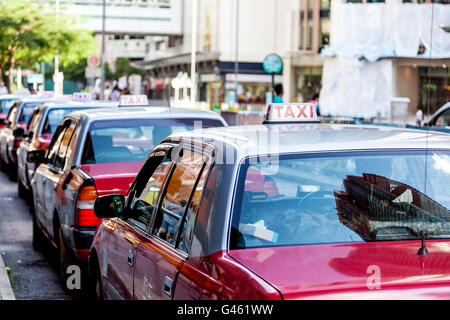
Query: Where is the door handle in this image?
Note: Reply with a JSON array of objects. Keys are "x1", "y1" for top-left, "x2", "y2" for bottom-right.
[
  {"x1": 163, "y1": 276, "x2": 173, "y2": 297},
  {"x1": 127, "y1": 250, "x2": 134, "y2": 267}
]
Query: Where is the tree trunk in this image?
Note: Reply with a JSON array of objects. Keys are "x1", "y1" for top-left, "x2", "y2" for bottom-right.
[{"x1": 8, "y1": 66, "x2": 14, "y2": 93}]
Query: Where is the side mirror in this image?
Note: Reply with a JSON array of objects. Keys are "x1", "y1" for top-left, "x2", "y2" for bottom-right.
[
  {"x1": 27, "y1": 149, "x2": 45, "y2": 164},
  {"x1": 13, "y1": 127, "x2": 25, "y2": 138},
  {"x1": 94, "y1": 194, "x2": 125, "y2": 219}
]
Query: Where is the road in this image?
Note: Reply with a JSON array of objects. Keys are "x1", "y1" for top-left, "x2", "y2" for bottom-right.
[{"x1": 0, "y1": 170, "x2": 71, "y2": 300}]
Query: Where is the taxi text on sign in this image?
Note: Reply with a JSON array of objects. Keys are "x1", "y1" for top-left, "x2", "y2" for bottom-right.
[
  {"x1": 72, "y1": 92, "x2": 92, "y2": 102},
  {"x1": 120, "y1": 95, "x2": 149, "y2": 106},
  {"x1": 266, "y1": 103, "x2": 318, "y2": 123}
]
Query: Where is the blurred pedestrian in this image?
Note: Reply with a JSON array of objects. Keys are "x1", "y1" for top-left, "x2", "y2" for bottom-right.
[
  {"x1": 0, "y1": 82, "x2": 8, "y2": 95},
  {"x1": 273, "y1": 84, "x2": 284, "y2": 103},
  {"x1": 104, "y1": 84, "x2": 111, "y2": 101},
  {"x1": 416, "y1": 106, "x2": 424, "y2": 127},
  {"x1": 308, "y1": 93, "x2": 320, "y2": 116},
  {"x1": 110, "y1": 85, "x2": 121, "y2": 101}
]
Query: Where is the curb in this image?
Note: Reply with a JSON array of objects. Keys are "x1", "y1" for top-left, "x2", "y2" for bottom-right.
[{"x1": 0, "y1": 254, "x2": 15, "y2": 300}]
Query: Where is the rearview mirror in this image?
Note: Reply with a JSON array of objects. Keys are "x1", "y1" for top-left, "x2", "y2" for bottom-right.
[
  {"x1": 94, "y1": 194, "x2": 125, "y2": 219},
  {"x1": 27, "y1": 149, "x2": 45, "y2": 164},
  {"x1": 13, "y1": 127, "x2": 25, "y2": 138}
]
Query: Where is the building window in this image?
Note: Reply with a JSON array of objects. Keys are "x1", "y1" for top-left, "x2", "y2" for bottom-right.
[{"x1": 299, "y1": 0, "x2": 332, "y2": 53}]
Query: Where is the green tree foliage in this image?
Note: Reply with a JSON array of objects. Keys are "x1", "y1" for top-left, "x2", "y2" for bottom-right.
[
  {"x1": 114, "y1": 58, "x2": 143, "y2": 79},
  {"x1": 0, "y1": 0, "x2": 97, "y2": 90}
]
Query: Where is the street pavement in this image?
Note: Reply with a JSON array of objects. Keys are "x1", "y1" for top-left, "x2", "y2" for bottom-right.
[{"x1": 0, "y1": 170, "x2": 71, "y2": 300}]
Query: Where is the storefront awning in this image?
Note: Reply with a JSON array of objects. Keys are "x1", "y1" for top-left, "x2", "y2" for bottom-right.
[{"x1": 131, "y1": 51, "x2": 221, "y2": 71}]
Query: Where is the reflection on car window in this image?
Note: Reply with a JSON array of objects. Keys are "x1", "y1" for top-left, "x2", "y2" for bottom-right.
[
  {"x1": 0, "y1": 100, "x2": 15, "y2": 114},
  {"x1": 231, "y1": 151, "x2": 450, "y2": 250},
  {"x1": 81, "y1": 118, "x2": 223, "y2": 164},
  {"x1": 436, "y1": 109, "x2": 450, "y2": 127},
  {"x1": 18, "y1": 103, "x2": 41, "y2": 123},
  {"x1": 153, "y1": 149, "x2": 205, "y2": 247},
  {"x1": 129, "y1": 157, "x2": 172, "y2": 231},
  {"x1": 43, "y1": 108, "x2": 80, "y2": 134}
]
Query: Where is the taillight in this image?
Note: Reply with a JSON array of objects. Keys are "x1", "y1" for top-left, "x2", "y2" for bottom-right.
[
  {"x1": 76, "y1": 186, "x2": 101, "y2": 227},
  {"x1": 14, "y1": 139, "x2": 22, "y2": 148}
]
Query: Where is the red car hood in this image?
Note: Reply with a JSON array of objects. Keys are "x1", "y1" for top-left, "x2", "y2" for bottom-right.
[
  {"x1": 229, "y1": 240, "x2": 450, "y2": 299},
  {"x1": 79, "y1": 161, "x2": 144, "y2": 196}
]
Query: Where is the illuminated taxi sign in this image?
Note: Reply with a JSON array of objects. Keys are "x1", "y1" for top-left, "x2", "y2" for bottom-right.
[
  {"x1": 119, "y1": 95, "x2": 149, "y2": 107},
  {"x1": 264, "y1": 103, "x2": 319, "y2": 124},
  {"x1": 37, "y1": 91, "x2": 54, "y2": 97},
  {"x1": 72, "y1": 92, "x2": 92, "y2": 102}
]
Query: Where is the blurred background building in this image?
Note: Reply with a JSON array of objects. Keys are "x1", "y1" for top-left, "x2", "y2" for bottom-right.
[{"x1": 38, "y1": 0, "x2": 449, "y2": 121}]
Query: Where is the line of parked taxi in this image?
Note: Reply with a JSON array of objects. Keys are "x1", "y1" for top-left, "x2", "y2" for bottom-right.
[{"x1": 0, "y1": 93, "x2": 449, "y2": 300}]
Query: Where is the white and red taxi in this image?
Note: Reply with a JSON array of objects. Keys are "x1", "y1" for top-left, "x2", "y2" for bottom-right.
[{"x1": 90, "y1": 103, "x2": 450, "y2": 300}]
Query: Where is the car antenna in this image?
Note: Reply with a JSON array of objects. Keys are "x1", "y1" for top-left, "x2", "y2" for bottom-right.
[{"x1": 417, "y1": 4, "x2": 434, "y2": 256}]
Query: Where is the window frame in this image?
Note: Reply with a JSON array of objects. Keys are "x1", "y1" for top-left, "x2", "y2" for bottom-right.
[{"x1": 124, "y1": 142, "x2": 214, "y2": 255}]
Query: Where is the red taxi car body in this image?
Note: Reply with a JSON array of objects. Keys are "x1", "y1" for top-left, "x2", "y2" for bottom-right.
[
  {"x1": 90, "y1": 104, "x2": 450, "y2": 300},
  {"x1": 17, "y1": 100, "x2": 117, "y2": 199},
  {"x1": 27, "y1": 106, "x2": 227, "y2": 286}
]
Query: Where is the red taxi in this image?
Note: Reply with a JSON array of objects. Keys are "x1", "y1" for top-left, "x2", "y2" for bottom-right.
[
  {"x1": 0, "y1": 96, "x2": 59, "y2": 179},
  {"x1": 27, "y1": 104, "x2": 227, "y2": 290},
  {"x1": 90, "y1": 103, "x2": 450, "y2": 300},
  {"x1": 16, "y1": 98, "x2": 117, "y2": 199}
]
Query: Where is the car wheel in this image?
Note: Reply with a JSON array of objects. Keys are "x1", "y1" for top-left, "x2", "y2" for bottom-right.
[
  {"x1": 18, "y1": 179, "x2": 26, "y2": 199},
  {"x1": 89, "y1": 258, "x2": 104, "y2": 300},
  {"x1": 0, "y1": 159, "x2": 6, "y2": 172},
  {"x1": 32, "y1": 215, "x2": 45, "y2": 251},
  {"x1": 8, "y1": 164, "x2": 17, "y2": 181},
  {"x1": 57, "y1": 227, "x2": 72, "y2": 292}
]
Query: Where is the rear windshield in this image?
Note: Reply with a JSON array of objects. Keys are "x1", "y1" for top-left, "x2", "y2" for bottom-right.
[
  {"x1": 231, "y1": 150, "x2": 450, "y2": 249},
  {"x1": 81, "y1": 118, "x2": 224, "y2": 164},
  {"x1": 0, "y1": 99, "x2": 15, "y2": 114},
  {"x1": 18, "y1": 102, "x2": 42, "y2": 123},
  {"x1": 42, "y1": 108, "x2": 83, "y2": 134}
]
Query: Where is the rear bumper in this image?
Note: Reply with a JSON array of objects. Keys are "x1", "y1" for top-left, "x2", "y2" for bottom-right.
[{"x1": 73, "y1": 227, "x2": 97, "y2": 264}]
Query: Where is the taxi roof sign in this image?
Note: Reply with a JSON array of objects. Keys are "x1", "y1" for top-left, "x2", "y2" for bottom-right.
[
  {"x1": 72, "y1": 92, "x2": 92, "y2": 102},
  {"x1": 119, "y1": 95, "x2": 149, "y2": 107},
  {"x1": 264, "y1": 103, "x2": 319, "y2": 124},
  {"x1": 37, "y1": 91, "x2": 54, "y2": 98}
]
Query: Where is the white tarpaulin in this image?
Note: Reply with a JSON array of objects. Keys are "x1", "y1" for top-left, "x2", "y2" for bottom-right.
[
  {"x1": 319, "y1": 58, "x2": 393, "y2": 118},
  {"x1": 322, "y1": 3, "x2": 450, "y2": 61}
]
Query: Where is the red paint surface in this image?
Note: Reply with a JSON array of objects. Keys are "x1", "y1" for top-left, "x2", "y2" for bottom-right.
[
  {"x1": 229, "y1": 240, "x2": 450, "y2": 299},
  {"x1": 80, "y1": 161, "x2": 144, "y2": 196}
]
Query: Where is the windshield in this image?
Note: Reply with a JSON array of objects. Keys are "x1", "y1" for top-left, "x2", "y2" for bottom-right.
[
  {"x1": 42, "y1": 108, "x2": 83, "y2": 134},
  {"x1": 81, "y1": 118, "x2": 224, "y2": 164},
  {"x1": 0, "y1": 99, "x2": 15, "y2": 114},
  {"x1": 231, "y1": 150, "x2": 450, "y2": 249},
  {"x1": 18, "y1": 102, "x2": 42, "y2": 123}
]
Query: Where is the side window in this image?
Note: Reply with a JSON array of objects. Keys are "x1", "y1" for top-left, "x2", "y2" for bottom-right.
[
  {"x1": 27, "y1": 110, "x2": 41, "y2": 137},
  {"x1": 55, "y1": 121, "x2": 77, "y2": 170},
  {"x1": 128, "y1": 156, "x2": 173, "y2": 231},
  {"x1": 47, "y1": 125, "x2": 66, "y2": 167},
  {"x1": 6, "y1": 105, "x2": 18, "y2": 127},
  {"x1": 178, "y1": 161, "x2": 211, "y2": 254},
  {"x1": 153, "y1": 149, "x2": 205, "y2": 247},
  {"x1": 436, "y1": 109, "x2": 450, "y2": 127}
]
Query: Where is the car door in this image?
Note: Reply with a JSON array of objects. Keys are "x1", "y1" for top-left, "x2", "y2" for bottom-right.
[
  {"x1": 18, "y1": 109, "x2": 41, "y2": 186},
  {"x1": 43, "y1": 119, "x2": 77, "y2": 241},
  {"x1": 133, "y1": 147, "x2": 208, "y2": 300},
  {"x1": 105, "y1": 153, "x2": 173, "y2": 300},
  {"x1": 33, "y1": 124, "x2": 65, "y2": 233}
]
